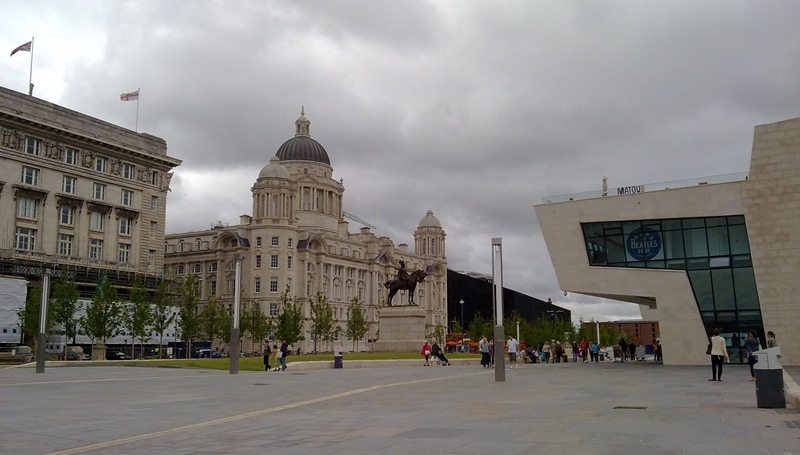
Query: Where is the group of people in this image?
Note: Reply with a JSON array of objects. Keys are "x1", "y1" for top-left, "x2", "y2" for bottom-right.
[
  {"x1": 420, "y1": 341, "x2": 451, "y2": 366},
  {"x1": 708, "y1": 328, "x2": 777, "y2": 382},
  {"x1": 262, "y1": 339, "x2": 290, "y2": 372}
]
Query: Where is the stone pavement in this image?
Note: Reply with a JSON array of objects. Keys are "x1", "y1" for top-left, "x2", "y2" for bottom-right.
[{"x1": 1, "y1": 361, "x2": 799, "y2": 455}]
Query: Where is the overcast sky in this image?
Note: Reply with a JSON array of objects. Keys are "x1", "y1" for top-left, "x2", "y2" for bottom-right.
[{"x1": 3, "y1": 1, "x2": 799, "y2": 323}]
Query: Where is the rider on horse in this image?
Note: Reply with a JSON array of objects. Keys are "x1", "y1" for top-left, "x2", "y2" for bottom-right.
[{"x1": 397, "y1": 260, "x2": 410, "y2": 288}]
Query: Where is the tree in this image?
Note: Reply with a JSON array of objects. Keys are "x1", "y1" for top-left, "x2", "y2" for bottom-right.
[
  {"x1": 80, "y1": 276, "x2": 123, "y2": 346},
  {"x1": 450, "y1": 319, "x2": 463, "y2": 335},
  {"x1": 467, "y1": 313, "x2": 493, "y2": 343},
  {"x1": 199, "y1": 297, "x2": 223, "y2": 344},
  {"x1": 345, "y1": 297, "x2": 369, "y2": 351},
  {"x1": 274, "y1": 290, "x2": 304, "y2": 347},
  {"x1": 309, "y1": 292, "x2": 335, "y2": 352},
  {"x1": 218, "y1": 308, "x2": 232, "y2": 349},
  {"x1": 125, "y1": 280, "x2": 153, "y2": 359},
  {"x1": 426, "y1": 322, "x2": 446, "y2": 345},
  {"x1": 177, "y1": 274, "x2": 201, "y2": 358},
  {"x1": 151, "y1": 281, "x2": 176, "y2": 359},
  {"x1": 50, "y1": 278, "x2": 80, "y2": 359},
  {"x1": 17, "y1": 280, "x2": 56, "y2": 351},
  {"x1": 241, "y1": 301, "x2": 271, "y2": 354}
]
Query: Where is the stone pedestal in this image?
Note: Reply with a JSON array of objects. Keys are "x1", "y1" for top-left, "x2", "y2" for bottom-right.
[
  {"x1": 91, "y1": 344, "x2": 106, "y2": 361},
  {"x1": 374, "y1": 306, "x2": 427, "y2": 352}
]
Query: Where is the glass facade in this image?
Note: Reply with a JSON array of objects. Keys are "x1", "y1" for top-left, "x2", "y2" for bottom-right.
[{"x1": 582, "y1": 215, "x2": 762, "y2": 363}]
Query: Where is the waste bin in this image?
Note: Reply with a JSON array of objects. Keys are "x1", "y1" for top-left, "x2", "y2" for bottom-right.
[
  {"x1": 753, "y1": 346, "x2": 785, "y2": 408},
  {"x1": 334, "y1": 348, "x2": 343, "y2": 369}
]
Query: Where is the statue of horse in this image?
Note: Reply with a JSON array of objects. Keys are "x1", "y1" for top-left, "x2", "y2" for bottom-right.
[{"x1": 384, "y1": 269, "x2": 428, "y2": 306}]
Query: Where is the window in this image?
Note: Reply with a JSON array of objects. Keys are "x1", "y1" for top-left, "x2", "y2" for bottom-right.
[
  {"x1": 21, "y1": 166, "x2": 39, "y2": 185},
  {"x1": 121, "y1": 189, "x2": 134, "y2": 206},
  {"x1": 270, "y1": 254, "x2": 279, "y2": 268},
  {"x1": 90, "y1": 211, "x2": 105, "y2": 231},
  {"x1": 58, "y1": 234, "x2": 75, "y2": 256},
  {"x1": 269, "y1": 302, "x2": 279, "y2": 317},
  {"x1": 286, "y1": 278, "x2": 292, "y2": 292},
  {"x1": 270, "y1": 277, "x2": 278, "y2": 293},
  {"x1": 119, "y1": 217, "x2": 131, "y2": 236},
  {"x1": 64, "y1": 147, "x2": 78, "y2": 165},
  {"x1": 255, "y1": 277, "x2": 261, "y2": 293},
  {"x1": 148, "y1": 249, "x2": 155, "y2": 266},
  {"x1": 89, "y1": 238, "x2": 103, "y2": 259},
  {"x1": 62, "y1": 176, "x2": 77, "y2": 194},
  {"x1": 16, "y1": 197, "x2": 38, "y2": 219},
  {"x1": 118, "y1": 243, "x2": 130, "y2": 263},
  {"x1": 335, "y1": 265, "x2": 343, "y2": 276},
  {"x1": 95, "y1": 156, "x2": 108, "y2": 173},
  {"x1": 150, "y1": 221, "x2": 157, "y2": 239},
  {"x1": 59, "y1": 205, "x2": 75, "y2": 226},
  {"x1": 210, "y1": 281, "x2": 217, "y2": 295},
  {"x1": 271, "y1": 236, "x2": 279, "y2": 246},
  {"x1": 25, "y1": 137, "x2": 41, "y2": 156},
  {"x1": 208, "y1": 262, "x2": 217, "y2": 272},
  {"x1": 287, "y1": 238, "x2": 293, "y2": 248},
  {"x1": 15, "y1": 227, "x2": 36, "y2": 251},
  {"x1": 256, "y1": 255, "x2": 262, "y2": 268},
  {"x1": 177, "y1": 264, "x2": 185, "y2": 275},
  {"x1": 93, "y1": 182, "x2": 106, "y2": 200},
  {"x1": 122, "y1": 163, "x2": 135, "y2": 179},
  {"x1": 287, "y1": 256, "x2": 293, "y2": 270},
  {"x1": 256, "y1": 236, "x2": 262, "y2": 247},
  {"x1": 150, "y1": 196, "x2": 158, "y2": 210}
]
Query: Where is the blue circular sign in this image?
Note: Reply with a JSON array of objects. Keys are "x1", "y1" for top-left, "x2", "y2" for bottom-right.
[{"x1": 626, "y1": 227, "x2": 662, "y2": 261}]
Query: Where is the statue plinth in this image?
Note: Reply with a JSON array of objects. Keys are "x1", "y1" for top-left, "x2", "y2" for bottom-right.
[{"x1": 374, "y1": 306, "x2": 427, "y2": 352}]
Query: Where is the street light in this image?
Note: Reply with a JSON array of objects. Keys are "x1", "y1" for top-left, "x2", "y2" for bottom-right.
[{"x1": 459, "y1": 299, "x2": 464, "y2": 352}]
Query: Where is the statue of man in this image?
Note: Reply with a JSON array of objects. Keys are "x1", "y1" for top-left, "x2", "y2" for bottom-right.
[{"x1": 397, "y1": 260, "x2": 409, "y2": 288}]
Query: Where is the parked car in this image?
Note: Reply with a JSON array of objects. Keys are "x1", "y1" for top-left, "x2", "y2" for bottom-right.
[
  {"x1": 197, "y1": 349, "x2": 222, "y2": 359},
  {"x1": 106, "y1": 351, "x2": 132, "y2": 360}
]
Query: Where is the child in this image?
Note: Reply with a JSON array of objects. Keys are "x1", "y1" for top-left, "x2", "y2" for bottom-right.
[{"x1": 271, "y1": 345, "x2": 280, "y2": 371}]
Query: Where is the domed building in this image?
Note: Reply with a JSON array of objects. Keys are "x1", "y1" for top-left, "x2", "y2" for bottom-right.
[{"x1": 164, "y1": 111, "x2": 447, "y2": 352}]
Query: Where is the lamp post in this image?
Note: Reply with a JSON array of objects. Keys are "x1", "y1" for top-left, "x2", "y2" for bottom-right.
[
  {"x1": 491, "y1": 238, "x2": 505, "y2": 382},
  {"x1": 35, "y1": 269, "x2": 51, "y2": 373},
  {"x1": 229, "y1": 256, "x2": 242, "y2": 374},
  {"x1": 516, "y1": 320, "x2": 520, "y2": 343},
  {"x1": 459, "y1": 299, "x2": 464, "y2": 352}
]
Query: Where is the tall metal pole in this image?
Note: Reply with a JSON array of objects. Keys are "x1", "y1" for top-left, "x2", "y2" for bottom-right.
[
  {"x1": 459, "y1": 299, "x2": 464, "y2": 351},
  {"x1": 36, "y1": 269, "x2": 51, "y2": 373},
  {"x1": 229, "y1": 257, "x2": 242, "y2": 374},
  {"x1": 28, "y1": 36, "x2": 34, "y2": 96},
  {"x1": 491, "y1": 238, "x2": 505, "y2": 382}
]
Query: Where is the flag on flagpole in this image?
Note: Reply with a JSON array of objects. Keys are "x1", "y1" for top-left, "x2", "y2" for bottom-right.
[
  {"x1": 10, "y1": 41, "x2": 32, "y2": 57},
  {"x1": 120, "y1": 90, "x2": 139, "y2": 101}
]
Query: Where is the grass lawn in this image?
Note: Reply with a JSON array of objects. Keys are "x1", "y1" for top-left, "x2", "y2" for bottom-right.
[{"x1": 129, "y1": 351, "x2": 480, "y2": 372}]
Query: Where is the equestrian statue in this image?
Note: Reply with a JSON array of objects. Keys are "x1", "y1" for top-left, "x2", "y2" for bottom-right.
[{"x1": 384, "y1": 260, "x2": 428, "y2": 306}]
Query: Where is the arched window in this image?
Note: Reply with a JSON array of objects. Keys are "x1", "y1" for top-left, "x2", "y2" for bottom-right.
[
  {"x1": 179, "y1": 240, "x2": 184, "y2": 252},
  {"x1": 195, "y1": 238, "x2": 201, "y2": 251}
]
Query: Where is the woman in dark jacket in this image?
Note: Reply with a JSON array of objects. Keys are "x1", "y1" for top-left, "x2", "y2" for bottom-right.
[{"x1": 744, "y1": 330, "x2": 762, "y2": 381}]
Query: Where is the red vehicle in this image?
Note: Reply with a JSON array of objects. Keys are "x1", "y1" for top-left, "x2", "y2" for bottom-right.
[{"x1": 445, "y1": 333, "x2": 478, "y2": 353}]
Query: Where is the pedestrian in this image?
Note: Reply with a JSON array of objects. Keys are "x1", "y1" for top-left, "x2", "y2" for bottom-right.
[
  {"x1": 628, "y1": 341, "x2": 636, "y2": 361},
  {"x1": 431, "y1": 341, "x2": 450, "y2": 365},
  {"x1": 489, "y1": 339, "x2": 495, "y2": 367},
  {"x1": 479, "y1": 336, "x2": 490, "y2": 368},
  {"x1": 709, "y1": 328, "x2": 729, "y2": 381},
  {"x1": 766, "y1": 331, "x2": 777, "y2": 348},
  {"x1": 554, "y1": 341, "x2": 563, "y2": 363},
  {"x1": 542, "y1": 341, "x2": 551, "y2": 363},
  {"x1": 421, "y1": 341, "x2": 432, "y2": 366},
  {"x1": 279, "y1": 339, "x2": 288, "y2": 371},
  {"x1": 270, "y1": 344, "x2": 280, "y2": 371},
  {"x1": 263, "y1": 344, "x2": 271, "y2": 372},
  {"x1": 655, "y1": 338, "x2": 663, "y2": 361},
  {"x1": 619, "y1": 337, "x2": 628, "y2": 362},
  {"x1": 571, "y1": 342, "x2": 579, "y2": 363},
  {"x1": 589, "y1": 341, "x2": 599, "y2": 362},
  {"x1": 507, "y1": 335, "x2": 518, "y2": 368},
  {"x1": 744, "y1": 329, "x2": 762, "y2": 381},
  {"x1": 579, "y1": 337, "x2": 589, "y2": 363}
]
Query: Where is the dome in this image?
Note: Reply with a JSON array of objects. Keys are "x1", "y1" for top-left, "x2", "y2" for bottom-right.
[
  {"x1": 418, "y1": 210, "x2": 441, "y2": 228},
  {"x1": 275, "y1": 108, "x2": 331, "y2": 165},
  {"x1": 258, "y1": 156, "x2": 290, "y2": 179}
]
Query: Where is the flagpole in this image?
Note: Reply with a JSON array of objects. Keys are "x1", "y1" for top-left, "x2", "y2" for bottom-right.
[
  {"x1": 135, "y1": 88, "x2": 140, "y2": 132},
  {"x1": 28, "y1": 37, "x2": 34, "y2": 96}
]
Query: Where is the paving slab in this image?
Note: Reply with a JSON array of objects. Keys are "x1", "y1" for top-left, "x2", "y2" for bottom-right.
[{"x1": 1, "y1": 361, "x2": 799, "y2": 455}]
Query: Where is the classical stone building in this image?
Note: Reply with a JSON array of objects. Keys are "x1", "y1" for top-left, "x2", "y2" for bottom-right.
[
  {"x1": 164, "y1": 111, "x2": 447, "y2": 352},
  {"x1": 535, "y1": 117, "x2": 799, "y2": 366},
  {"x1": 0, "y1": 86, "x2": 181, "y2": 293}
]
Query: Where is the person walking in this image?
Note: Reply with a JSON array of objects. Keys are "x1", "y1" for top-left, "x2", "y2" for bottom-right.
[
  {"x1": 589, "y1": 341, "x2": 599, "y2": 362},
  {"x1": 489, "y1": 339, "x2": 495, "y2": 367},
  {"x1": 479, "y1": 336, "x2": 490, "y2": 368},
  {"x1": 766, "y1": 331, "x2": 777, "y2": 348},
  {"x1": 619, "y1": 337, "x2": 628, "y2": 362},
  {"x1": 709, "y1": 328, "x2": 729, "y2": 381},
  {"x1": 628, "y1": 341, "x2": 637, "y2": 361},
  {"x1": 279, "y1": 339, "x2": 288, "y2": 371},
  {"x1": 744, "y1": 329, "x2": 762, "y2": 381},
  {"x1": 507, "y1": 335, "x2": 519, "y2": 369},
  {"x1": 542, "y1": 341, "x2": 551, "y2": 363},
  {"x1": 655, "y1": 338, "x2": 663, "y2": 361},
  {"x1": 270, "y1": 344, "x2": 280, "y2": 371},
  {"x1": 579, "y1": 337, "x2": 590, "y2": 363},
  {"x1": 263, "y1": 344, "x2": 271, "y2": 372},
  {"x1": 431, "y1": 341, "x2": 450, "y2": 365},
  {"x1": 421, "y1": 341, "x2": 432, "y2": 366}
]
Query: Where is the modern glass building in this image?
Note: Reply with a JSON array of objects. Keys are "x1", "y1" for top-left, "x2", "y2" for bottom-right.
[{"x1": 534, "y1": 117, "x2": 799, "y2": 366}]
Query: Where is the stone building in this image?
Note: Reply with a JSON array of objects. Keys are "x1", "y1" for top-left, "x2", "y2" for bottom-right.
[
  {"x1": 535, "y1": 117, "x2": 799, "y2": 366},
  {"x1": 164, "y1": 111, "x2": 447, "y2": 352},
  {"x1": 0, "y1": 86, "x2": 181, "y2": 293}
]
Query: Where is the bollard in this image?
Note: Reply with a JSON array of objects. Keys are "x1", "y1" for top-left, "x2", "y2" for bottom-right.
[{"x1": 754, "y1": 346, "x2": 785, "y2": 408}]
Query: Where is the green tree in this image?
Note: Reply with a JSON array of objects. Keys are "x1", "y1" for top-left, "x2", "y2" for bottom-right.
[
  {"x1": 274, "y1": 290, "x2": 304, "y2": 347},
  {"x1": 80, "y1": 276, "x2": 123, "y2": 346},
  {"x1": 177, "y1": 274, "x2": 201, "y2": 358},
  {"x1": 151, "y1": 281, "x2": 176, "y2": 359},
  {"x1": 426, "y1": 323, "x2": 446, "y2": 345},
  {"x1": 241, "y1": 300, "x2": 271, "y2": 354},
  {"x1": 467, "y1": 313, "x2": 493, "y2": 342},
  {"x1": 17, "y1": 280, "x2": 56, "y2": 350},
  {"x1": 309, "y1": 292, "x2": 335, "y2": 352},
  {"x1": 50, "y1": 278, "x2": 80, "y2": 359},
  {"x1": 450, "y1": 319, "x2": 463, "y2": 335},
  {"x1": 125, "y1": 281, "x2": 153, "y2": 359},
  {"x1": 199, "y1": 297, "x2": 223, "y2": 343},
  {"x1": 218, "y1": 308, "x2": 232, "y2": 349},
  {"x1": 345, "y1": 297, "x2": 369, "y2": 351}
]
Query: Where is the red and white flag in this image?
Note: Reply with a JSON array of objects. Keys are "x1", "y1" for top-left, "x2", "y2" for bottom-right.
[
  {"x1": 10, "y1": 41, "x2": 32, "y2": 57},
  {"x1": 120, "y1": 89, "x2": 139, "y2": 101}
]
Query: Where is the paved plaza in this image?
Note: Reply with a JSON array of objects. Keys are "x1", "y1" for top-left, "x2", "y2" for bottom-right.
[{"x1": 1, "y1": 361, "x2": 799, "y2": 455}]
